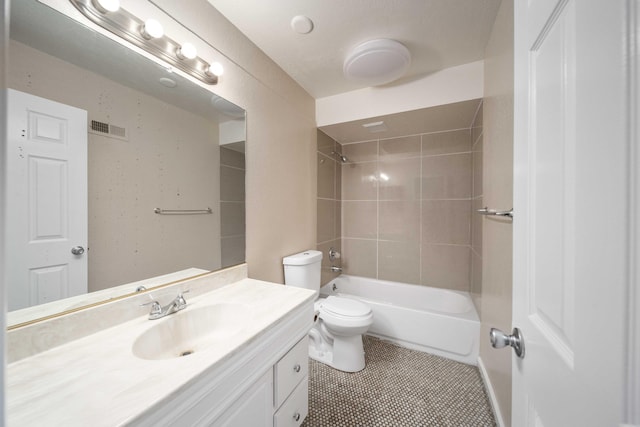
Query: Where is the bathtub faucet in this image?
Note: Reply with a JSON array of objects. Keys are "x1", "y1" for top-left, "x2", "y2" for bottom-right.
[{"x1": 330, "y1": 266, "x2": 342, "y2": 273}]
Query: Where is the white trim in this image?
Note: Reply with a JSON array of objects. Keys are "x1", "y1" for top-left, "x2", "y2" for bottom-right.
[
  {"x1": 1, "y1": 1, "x2": 8, "y2": 423},
  {"x1": 316, "y1": 61, "x2": 484, "y2": 127},
  {"x1": 477, "y1": 356, "x2": 506, "y2": 427}
]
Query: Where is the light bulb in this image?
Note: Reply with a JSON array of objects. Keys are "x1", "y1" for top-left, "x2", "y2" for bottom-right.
[
  {"x1": 141, "y1": 18, "x2": 164, "y2": 39},
  {"x1": 177, "y1": 42, "x2": 197, "y2": 60},
  {"x1": 93, "y1": 0, "x2": 120, "y2": 13},
  {"x1": 207, "y1": 62, "x2": 224, "y2": 77}
]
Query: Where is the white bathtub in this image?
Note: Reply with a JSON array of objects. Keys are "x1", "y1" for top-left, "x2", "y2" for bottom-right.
[{"x1": 321, "y1": 275, "x2": 480, "y2": 365}]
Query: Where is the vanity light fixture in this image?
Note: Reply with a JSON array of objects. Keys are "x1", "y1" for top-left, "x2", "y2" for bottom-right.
[
  {"x1": 70, "y1": 0, "x2": 220, "y2": 85},
  {"x1": 207, "y1": 62, "x2": 224, "y2": 77},
  {"x1": 140, "y1": 18, "x2": 164, "y2": 40},
  {"x1": 92, "y1": 0, "x2": 119, "y2": 13},
  {"x1": 176, "y1": 42, "x2": 197, "y2": 60}
]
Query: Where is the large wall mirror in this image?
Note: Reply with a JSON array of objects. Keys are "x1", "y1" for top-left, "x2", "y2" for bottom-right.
[{"x1": 6, "y1": 0, "x2": 246, "y2": 327}]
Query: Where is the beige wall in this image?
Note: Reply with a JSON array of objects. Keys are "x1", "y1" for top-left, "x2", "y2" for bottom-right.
[
  {"x1": 316, "y1": 130, "x2": 342, "y2": 285},
  {"x1": 337, "y1": 128, "x2": 475, "y2": 291},
  {"x1": 153, "y1": 0, "x2": 317, "y2": 284},
  {"x1": 8, "y1": 41, "x2": 223, "y2": 292},
  {"x1": 480, "y1": 0, "x2": 514, "y2": 425}
]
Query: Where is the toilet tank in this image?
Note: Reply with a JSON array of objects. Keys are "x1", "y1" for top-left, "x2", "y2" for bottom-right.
[{"x1": 282, "y1": 250, "x2": 323, "y2": 291}]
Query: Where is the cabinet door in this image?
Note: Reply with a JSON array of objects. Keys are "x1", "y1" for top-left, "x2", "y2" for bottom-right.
[
  {"x1": 274, "y1": 377, "x2": 309, "y2": 427},
  {"x1": 274, "y1": 336, "x2": 308, "y2": 406},
  {"x1": 211, "y1": 370, "x2": 273, "y2": 427}
]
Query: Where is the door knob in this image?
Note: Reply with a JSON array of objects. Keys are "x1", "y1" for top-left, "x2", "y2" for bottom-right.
[
  {"x1": 490, "y1": 327, "x2": 525, "y2": 359},
  {"x1": 71, "y1": 246, "x2": 85, "y2": 255}
]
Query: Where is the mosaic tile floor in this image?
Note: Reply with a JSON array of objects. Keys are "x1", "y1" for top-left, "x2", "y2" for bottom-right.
[{"x1": 302, "y1": 336, "x2": 496, "y2": 427}]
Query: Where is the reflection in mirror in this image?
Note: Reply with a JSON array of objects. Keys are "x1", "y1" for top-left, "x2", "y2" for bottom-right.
[{"x1": 6, "y1": 0, "x2": 246, "y2": 327}]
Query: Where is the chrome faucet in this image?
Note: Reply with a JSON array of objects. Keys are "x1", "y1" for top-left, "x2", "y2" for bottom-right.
[{"x1": 143, "y1": 291, "x2": 189, "y2": 320}]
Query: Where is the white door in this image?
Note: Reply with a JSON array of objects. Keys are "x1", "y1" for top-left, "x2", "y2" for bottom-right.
[
  {"x1": 512, "y1": 0, "x2": 633, "y2": 425},
  {"x1": 6, "y1": 89, "x2": 88, "y2": 311}
]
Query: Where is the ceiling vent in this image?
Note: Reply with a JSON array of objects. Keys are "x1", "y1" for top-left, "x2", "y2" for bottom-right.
[
  {"x1": 89, "y1": 119, "x2": 128, "y2": 141},
  {"x1": 343, "y1": 39, "x2": 411, "y2": 87},
  {"x1": 362, "y1": 120, "x2": 388, "y2": 133}
]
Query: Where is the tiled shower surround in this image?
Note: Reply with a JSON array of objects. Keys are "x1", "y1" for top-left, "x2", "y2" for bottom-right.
[
  {"x1": 317, "y1": 107, "x2": 483, "y2": 294},
  {"x1": 316, "y1": 131, "x2": 343, "y2": 285}
]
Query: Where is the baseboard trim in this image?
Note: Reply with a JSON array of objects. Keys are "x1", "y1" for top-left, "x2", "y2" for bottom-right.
[{"x1": 477, "y1": 356, "x2": 506, "y2": 427}]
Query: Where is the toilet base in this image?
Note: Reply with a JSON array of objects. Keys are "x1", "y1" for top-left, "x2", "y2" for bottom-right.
[{"x1": 308, "y1": 331, "x2": 366, "y2": 373}]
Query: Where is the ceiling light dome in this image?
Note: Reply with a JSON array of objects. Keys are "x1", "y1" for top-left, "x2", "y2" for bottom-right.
[{"x1": 343, "y1": 39, "x2": 411, "y2": 86}]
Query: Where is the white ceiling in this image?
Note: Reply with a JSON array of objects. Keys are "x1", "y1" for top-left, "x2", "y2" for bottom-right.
[{"x1": 208, "y1": 0, "x2": 502, "y2": 99}]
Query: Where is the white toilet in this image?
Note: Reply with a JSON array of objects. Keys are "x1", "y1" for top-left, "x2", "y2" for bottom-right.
[{"x1": 283, "y1": 250, "x2": 373, "y2": 372}]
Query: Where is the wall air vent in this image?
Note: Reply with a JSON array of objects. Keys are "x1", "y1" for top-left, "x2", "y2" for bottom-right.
[{"x1": 89, "y1": 119, "x2": 129, "y2": 141}]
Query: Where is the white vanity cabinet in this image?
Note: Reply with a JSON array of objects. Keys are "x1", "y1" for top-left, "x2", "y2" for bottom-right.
[
  {"x1": 214, "y1": 336, "x2": 309, "y2": 427},
  {"x1": 6, "y1": 276, "x2": 316, "y2": 427},
  {"x1": 273, "y1": 337, "x2": 309, "y2": 426},
  {"x1": 131, "y1": 298, "x2": 313, "y2": 427}
]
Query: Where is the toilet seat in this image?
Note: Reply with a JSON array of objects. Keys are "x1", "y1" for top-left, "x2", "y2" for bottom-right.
[{"x1": 319, "y1": 296, "x2": 371, "y2": 318}]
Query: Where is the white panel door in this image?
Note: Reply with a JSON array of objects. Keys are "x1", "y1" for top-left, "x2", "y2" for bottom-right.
[
  {"x1": 6, "y1": 89, "x2": 88, "y2": 311},
  {"x1": 512, "y1": 0, "x2": 631, "y2": 426}
]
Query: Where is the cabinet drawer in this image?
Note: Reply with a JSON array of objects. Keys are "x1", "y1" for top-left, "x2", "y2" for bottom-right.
[
  {"x1": 274, "y1": 336, "x2": 308, "y2": 407},
  {"x1": 274, "y1": 376, "x2": 308, "y2": 427}
]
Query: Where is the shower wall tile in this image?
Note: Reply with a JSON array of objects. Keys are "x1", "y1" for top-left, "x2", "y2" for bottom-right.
[
  {"x1": 421, "y1": 200, "x2": 471, "y2": 245},
  {"x1": 378, "y1": 240, "x2": 420, "y2": 285},
  {"x1": 378, "y1": 157, "x2": 421, "y2": 201},
  {"x1": 472, "y1": 102, "x2": 484, "y2": 145},
  {"x1": 343, "y1": 238, "x2": 377, "y2": 278},
  {"x1": 221, "y1": 236, "x2": 245, "y2": 267},
  {"x1": 321, "y1": 120, "x2": 475, "y2": 291},
  {"x1": 470, "y1": 248, "x2": 483, "y2": 316},
  {"x1": 220, "y1": 147, "x2": 245, "y2": 269},
  {"x1": 335, "y1": 159, "x2": 342, "y2": 200},
  {"x1": 220, "y1": 165, "x2": 245, "y2": 202},
  {"x1": 421, "y1": 153, "x2": 472, "y2": 200},
  {"x1": 317, "y1": 199, "x2": 337, "y2": 243},
  {"x1": 342, "y1": 162, "x2": 378, "y2": 201},
  {"x1": 342, "y1": 201, "x2": 377, "y2": 239},
  {"x1": 473, "y1": 137, "x2": 483, "y2": 198},
  {"x1": 317, "y1": 128, "x2": 336, "y2": 157},
  {"x1": 471, "y1": 197, "x2": 483, "y2": 254},
  {"x1": 379, "y1": 135, "x2": 421, "y2": 159},
  {"x1": 317, "y1": 153, "x2": 336, "y2": 199},
  {"x1": 342, "y1": 140, "x2": 378, "y2": 163},
  {"x1": 378, "y1": 200, "x2": 420, "y2": 242},
  {"x1": 220, "y1": 201, "x2": 245, "y2": 237},
  {"x1": 335, "y1": 201, "x2": 342, "y2": 240},
  {"x1": 316, "y1": 131, "x2": 342, "y2": 281},
  {"x1": 220, "y1": 147, "x2": 245, "y2": 169},
  {"x1": 317, "y1": 239, "x2": 341, "y2": 286},
  {"x1": 421, "y1": 130, "x2": 472, "y2": 156},
  {"x1": 421, "y1": 244, "x2": 470, "y2": 291}
]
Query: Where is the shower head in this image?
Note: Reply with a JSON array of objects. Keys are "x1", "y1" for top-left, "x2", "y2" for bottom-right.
[{"x1": 330, "y1": 151, "x2": 349, "y2": 163}]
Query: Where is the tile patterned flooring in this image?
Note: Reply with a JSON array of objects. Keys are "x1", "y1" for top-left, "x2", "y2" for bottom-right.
[{"x1": 302, "y1": 336, "x2": 496, "y2": 427}]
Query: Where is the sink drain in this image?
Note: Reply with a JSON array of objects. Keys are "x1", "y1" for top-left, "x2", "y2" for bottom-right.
[{"x1": 179, "y1": 350, "x2": 194, "y2": 357}]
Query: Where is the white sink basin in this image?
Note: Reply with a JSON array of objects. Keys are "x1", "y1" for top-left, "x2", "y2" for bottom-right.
[{"x1": 132, "y1": 303, "x2": 249, "y2": 360}]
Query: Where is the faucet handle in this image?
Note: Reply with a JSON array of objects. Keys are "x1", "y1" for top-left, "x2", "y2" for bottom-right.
[
  {"x1": 141, "y1": 300, "x2": 162, "y2": 317},
  {"x1": 176, "y1": 290, "x2": 190, "y2": 308}
]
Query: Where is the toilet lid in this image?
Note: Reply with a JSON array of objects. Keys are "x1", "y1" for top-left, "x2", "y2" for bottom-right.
[{"x1": 321, "y1": 296, "x2": 371, "y2": 317}]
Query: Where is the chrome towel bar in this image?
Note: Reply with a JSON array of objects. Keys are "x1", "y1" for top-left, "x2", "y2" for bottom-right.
[
  {"x1": 476, "y1": 207, "x2": 513, "y2": 218},
  {"x1": 154, "y1": 207, "x2": 212, "y2": 215}
]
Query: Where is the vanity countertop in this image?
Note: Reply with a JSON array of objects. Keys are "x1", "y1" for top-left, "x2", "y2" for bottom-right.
[{"x1": 6, "y1": 279, "x2": 315, "y2": 426}]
